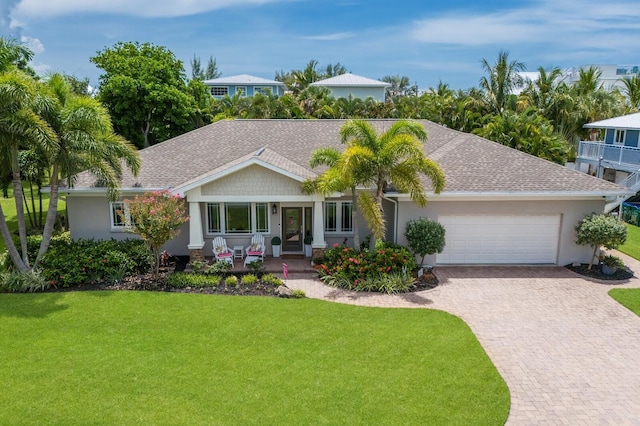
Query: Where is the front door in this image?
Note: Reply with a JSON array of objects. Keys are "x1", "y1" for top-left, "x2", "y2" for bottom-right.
[{"x1": 283, "y1": 207, "x2": 303, "y2": 252}]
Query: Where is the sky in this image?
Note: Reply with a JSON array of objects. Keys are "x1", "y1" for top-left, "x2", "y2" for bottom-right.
[{"x1": 2, "y1": 0, "x2": 640, "y2": 91}]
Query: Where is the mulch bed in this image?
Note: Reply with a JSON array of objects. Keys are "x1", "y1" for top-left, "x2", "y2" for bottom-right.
[
  {"x1": 565, "y1": 263, "x2": 634, "y2": 282},
  {"x1": 412, "y1": 269, "x2": 439, "y2": 291}
]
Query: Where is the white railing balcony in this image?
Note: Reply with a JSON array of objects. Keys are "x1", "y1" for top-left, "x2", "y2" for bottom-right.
[{"x1": 577, "y1": 141, "x2": 640, "y2": 169}]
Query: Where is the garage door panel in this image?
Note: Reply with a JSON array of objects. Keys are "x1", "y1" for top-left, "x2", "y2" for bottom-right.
[{"x1": 436, "y1": 215, "x2": 560, "y2": 264}]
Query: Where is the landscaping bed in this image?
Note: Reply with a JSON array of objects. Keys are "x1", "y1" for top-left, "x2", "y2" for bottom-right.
[{"x1": 565, "y1": 263, "x2": 634, "y2": 282}]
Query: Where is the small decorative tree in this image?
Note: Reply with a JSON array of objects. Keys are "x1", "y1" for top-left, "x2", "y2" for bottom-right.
[
  {"x1": 404, "y1": 217, "x2": 446, "y2": 268},
  {"x1": 575, "y1": 214, "x2": 627, "y2": 270},
  {"x1": 126, "y1": 190, "x2": 189, "y2": 277}
]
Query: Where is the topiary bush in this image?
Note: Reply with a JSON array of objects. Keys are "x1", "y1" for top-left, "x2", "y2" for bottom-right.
[
  {"x1": 314, "y1": 242, "x2": 417, "y2": 292},
  {"x1": 404, "y1": 217, "x2": 445, "y2": 267},
  {"x1": 575, "y1": 214, "x2": 627, "y2": 269}
]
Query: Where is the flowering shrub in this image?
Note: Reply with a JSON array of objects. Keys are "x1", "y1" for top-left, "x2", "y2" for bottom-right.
[
  {"x1": 313, "y1": 242, "x2": 417, "y2": 292},
  {"x1": 126, "y1": 190, "x2": 189, "y2": 277}
]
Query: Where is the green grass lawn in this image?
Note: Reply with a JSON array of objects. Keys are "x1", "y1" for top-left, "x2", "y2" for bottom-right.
[
  {"x1": 0, "y1": 185, "x2": 66, "y2": 253},
  {"x1": 618, "y1": 223, "x2": 640, "y2": 260},
  {"x1": 609, "y1": 288, "x2": 640, "y2": 317},
  {"x1": 0, "y1": 292, "x2": 509, "y2": 425}
]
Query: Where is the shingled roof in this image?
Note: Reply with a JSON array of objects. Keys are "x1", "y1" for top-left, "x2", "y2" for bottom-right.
[{"x1": 70, "y1": 119, "x2": 628, "y2": 197}]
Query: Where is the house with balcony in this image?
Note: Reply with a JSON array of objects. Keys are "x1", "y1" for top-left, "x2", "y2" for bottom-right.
[
  {"x1": 575, "y1": 112, "x2": 640, "y2": 211},
  {"x1": 203, "y1": 74, "x2": 287, "y2": 99}
]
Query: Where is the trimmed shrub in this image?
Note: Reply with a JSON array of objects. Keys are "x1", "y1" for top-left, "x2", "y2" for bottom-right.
[
  {"x1": 405, "y1": 217, "x2": 445, "y2": 267},
  {"x1": 225, "y1": 275, "x2": 238, "y2": 287},
  {"x1": 261, "y1": 273, "x2": 284, "y2": 287},
  {"x1": 241, "y1": 274, "x2": 258, "y2": 285},
  {"x1": 167, "y1": 273, "x2": 222, "y2": 288}
]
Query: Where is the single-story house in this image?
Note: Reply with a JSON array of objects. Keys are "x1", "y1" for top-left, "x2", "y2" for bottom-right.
[
  {"x1": 64, "y1": 119, "x2": 630, "y2": 266},
  {"x1": 309, "y1": 73, "x2": 390, "y2": 102},
  {"x1": 203, "y1": 74, "x2": 287, "y2": 99}
]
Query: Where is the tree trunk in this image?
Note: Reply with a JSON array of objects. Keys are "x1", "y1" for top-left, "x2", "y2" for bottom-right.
[
  {"x1": 0, "y1": 205, "x2": 28, "y2": 271},
  {"x1": 34, "y1": 164, "x2": 59, "y2": 268},
  {"x1": 351, "y1": 187, "x2": 360, "y2": 250},
  {"x1": 22, "y1": 183, "x2": 35, "y2": 230},
  {"x1": 11, "y1": 147, "x2": 30, "y2": 269}
]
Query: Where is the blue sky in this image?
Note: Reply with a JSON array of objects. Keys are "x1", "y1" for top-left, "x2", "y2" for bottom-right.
[{"x1": 2, "y1": 0, "x2": 640, "y2": 90}]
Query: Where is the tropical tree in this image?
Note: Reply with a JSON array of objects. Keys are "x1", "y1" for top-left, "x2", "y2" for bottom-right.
[
  {"x1": 91, "y1": 42, "x2": 198, "y2": 148},
  {"x1": 0, "y1": 69, "x2": 57, "y2": 271},
  {"x1": 0, "y1": 37, "x2": 34, "y2": 74},
  {"x1": 190, "y1": 55, "x2": 221, "y2": 81},
  {"x1": 33, "y1": 73, "x2": 140, "y2": 266},
  {"x1": 620, "y1": 74, "x2": 640, "y2": 111},
  {"x1": 337, "y1": 120, "x2": 445, "y2": 240},
  {"x1": 479, "y1": 50, "x2": 526, "y2": 115},
  {"x1": 382, "y1": 75, "x2": 418, "y2": 98}
]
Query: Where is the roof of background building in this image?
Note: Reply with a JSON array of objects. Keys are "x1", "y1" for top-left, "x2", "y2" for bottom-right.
[{"x1": 310, "y1": 73, "x2": 391, "y2": 88}]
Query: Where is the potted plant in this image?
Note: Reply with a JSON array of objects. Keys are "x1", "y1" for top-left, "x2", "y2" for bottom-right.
[
  {"x1": 304, "y1": 234, "x2": 313, "y2": 257},
  {"x1": 271, "y1": 236, "x2": 281, "y2": 258},
  {"x1": 600, "y1": 254, "x2": 624, "y2": 275}
]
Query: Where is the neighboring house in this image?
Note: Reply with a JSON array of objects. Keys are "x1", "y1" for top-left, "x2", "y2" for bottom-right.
[
  {"x1": 309, "y1": 73, "x2": 391, "y2": 102},
  {"x1": 575, "y1": 112, "x2": 640, "y2": 211},
  {"x1": 203, "y1": 74, "x2": 287, "y2": 99},
  {"x1": 64, "y1": 119, "x2": 629, "y2": 266}
]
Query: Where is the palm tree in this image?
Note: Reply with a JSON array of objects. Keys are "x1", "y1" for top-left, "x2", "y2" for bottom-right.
[
  {"x1": 0, "y1": 37, "x2": 34, "y2": 73},
  {"x1": 479, "y1": 50, "x2": 526, "y2": 115},
  {"x1": 338, "y1": 120, "x2": 445, "y2": 240},
  {"x1": 0, "y1": 70, "x2": 58, "y2": 271},
  {"x1": 33, "y1": 73, "x2": 140, "y2": 266},
  {"x1": 621, "y1": 74, "x2": 640, "y2": 111}
]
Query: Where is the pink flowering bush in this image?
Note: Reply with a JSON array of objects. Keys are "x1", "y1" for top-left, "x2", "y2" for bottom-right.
[
  {"x1": 126, "y1": 190, "x2": 189, "y2": 277},
  {"x1": 313, "y1": 242, "x2": 417, "y2": 292}
]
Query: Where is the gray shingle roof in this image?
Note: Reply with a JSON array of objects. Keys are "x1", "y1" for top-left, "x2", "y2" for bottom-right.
[{"x1": 71, "y1": 119, "x2": 627, "y2": 196}]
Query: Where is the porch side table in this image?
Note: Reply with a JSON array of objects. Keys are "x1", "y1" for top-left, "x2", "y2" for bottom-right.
[{"x1": 232, "y1": 246, "x2": 244, "y2": 259}]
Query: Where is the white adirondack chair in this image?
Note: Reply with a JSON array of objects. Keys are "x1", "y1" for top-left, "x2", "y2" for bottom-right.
[
  {"x1": 212, "y1": 236, "x2": 233, "y2": 268},
  {"x1": 244, "y1": 234, "x2": 265, "y2": 266}
]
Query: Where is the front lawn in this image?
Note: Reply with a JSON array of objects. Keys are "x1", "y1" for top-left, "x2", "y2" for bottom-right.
[
  {"x1": 609, "y1": 288, "x2": 640, "y2": 316},
  {"x1": 618, "y1": 223, "x2": 640, "y2": 260},
  {"x1": 0, "y1": 292, "x2": 509, "y2": 425}
]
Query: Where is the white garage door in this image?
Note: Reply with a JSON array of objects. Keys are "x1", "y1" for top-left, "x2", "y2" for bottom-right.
[{"x1": 436, "y1": 215, "x2": 560, "y2": 264}]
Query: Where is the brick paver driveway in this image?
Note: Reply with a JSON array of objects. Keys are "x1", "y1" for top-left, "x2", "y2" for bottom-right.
[{"x1": 287, "y1": 252, "x2": 640, "y2": 425}]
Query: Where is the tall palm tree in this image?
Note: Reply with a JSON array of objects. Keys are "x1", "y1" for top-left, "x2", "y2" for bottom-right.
[
  {"x1": 621, "y1": 74, "x2": 640, "y2": 111},
  {"x1": 0, "y1": 37, "x2": 34, "y2": 73},
  {"x1": 33, "y1": 73, "x2": 140, "y2": 266},
  {"x1": 0, "y1": 70, "x2": 58, "y2": 271},
  {"x1": 479, "y1": 50, "x2": 526, "y2": 115},
  {"x1": 338, "y1": 120, "x2": 445, "y2": 240}
]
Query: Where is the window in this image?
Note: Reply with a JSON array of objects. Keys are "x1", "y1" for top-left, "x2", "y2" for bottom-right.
[
  {"x1": 210, "y1": 86, "x2": 228, "y2": 97},
  {"x1": 110, "y1": 202, "x2": 126, "y2": 229},
  {"x1": 324, "y1": 201, "x2": 353, "y2": 233},
  {"x1": 341, "y1": 202, "x2": 353, "y2": 232},
  {"x1": 207, "y1": 203, "x2": 221, "y2": 233},
  {"x1": 206, "y1": 202, "x2": 270, "y2": 234},
  {"x1": 614, "y1": 129, "x2": 625, "y2": 145},
  {"x1": 226, "y1": 203, "x2": 251, "y2": 233},
  {"x1": 235, "y1": 86, "x2": 246, "y2": 96},
  {"x1": 254, "y1": 86, "x2": 272, "y2": 95}
]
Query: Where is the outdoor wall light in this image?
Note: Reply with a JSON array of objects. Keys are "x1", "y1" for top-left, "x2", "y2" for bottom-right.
[{"x1": 272, "y1": 204, "x2": 277, "y2": 215}]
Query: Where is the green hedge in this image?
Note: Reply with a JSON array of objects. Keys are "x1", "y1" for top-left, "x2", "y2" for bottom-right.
[{"x1": 1, "y1": 232, "x2": 151, "y2": 287}]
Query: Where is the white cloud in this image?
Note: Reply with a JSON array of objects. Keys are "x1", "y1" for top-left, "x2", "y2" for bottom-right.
[
  {"x1": 20, "y1": 35, "x2": 44, "y2": 53},
  {"x1": 302, "y1": 32, "x2": 356, "y2": 41},
  {"x1": 11, "y1": 0, "x2": 291, "y2": 19},
  {"x1": 409, "y1": 0, "x2": 640, "y2": 50},
  {"x1": 31, "y1": 63, "x2": 50, "y2": 75}
]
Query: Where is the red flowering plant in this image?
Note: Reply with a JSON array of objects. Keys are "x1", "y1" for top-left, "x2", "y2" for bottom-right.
[
  {"x1": 313, "y1": 242, "x2": 416, "y2": 291},
  {"x1": 125, "y1": 190, "x2": 189, "y2": 277}
]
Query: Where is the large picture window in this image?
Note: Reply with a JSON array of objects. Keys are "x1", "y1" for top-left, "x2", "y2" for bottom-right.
[
  {"x1": 324, "y1": 201, "x2": 352, "y2": 233},
  {"x1": 206, "y1": 202, "x2": 270, "y2": 234}
]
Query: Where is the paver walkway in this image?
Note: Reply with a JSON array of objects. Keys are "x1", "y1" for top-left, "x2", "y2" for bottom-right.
[{"x1": 286, "y1": 252, "x2": 640, "y2": 425}]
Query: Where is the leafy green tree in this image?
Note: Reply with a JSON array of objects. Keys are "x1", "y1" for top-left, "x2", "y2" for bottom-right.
[
  {"x1": 473, "y1": 108, "x2": 569, "y2": 164},
  {"x1": 479, "y1": 50, "x2": 526, "y2": 115},
  {"x1": 0, "y1": 37, "x2": 34, "y2": 74},
  {"x1": 575, "y1": 214, "x2": 627, "y2": 269},
  {"x1": 404, "y1": 217, "x2": 446, "y2": 267},
  {"x1": 338, "y1": 120, "x2": 445, "y2": 240},
  {"x1": 191, "y1": 55, "x2": 221, "y2": 81},
  {"x1": 126, "y1": 190, "x2": 189, "y2": 277},
  {"x1": 91, "y1": 42, "x2": 197, "y2": 148}
]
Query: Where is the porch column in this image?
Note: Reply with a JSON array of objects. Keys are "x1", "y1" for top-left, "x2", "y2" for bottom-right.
[
  {"x1": 312, "y1": 200, "x2": 326, "y2": 258},
  {"x1": 187, "y1": 202, "x2": 205, "y2": 261}
]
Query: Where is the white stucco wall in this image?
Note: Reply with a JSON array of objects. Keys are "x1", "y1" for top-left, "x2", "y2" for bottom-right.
[
  {"x1": 395, "y1": 198, "x2": 605, "y2": 266},
  {"x1": 201, "y1": 165, "x2": 303, "y2": 196}
]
